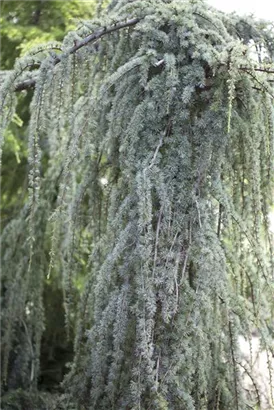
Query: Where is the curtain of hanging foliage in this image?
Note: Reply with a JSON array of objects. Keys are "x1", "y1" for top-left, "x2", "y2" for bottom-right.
[{"x1": 1, "y1": 0, "x2": 274, "y2": 409}]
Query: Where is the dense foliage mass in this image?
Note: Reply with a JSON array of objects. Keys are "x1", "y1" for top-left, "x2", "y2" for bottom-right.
[{"x1": 1, "y1": 0, "x2": 274, "y2": 409}]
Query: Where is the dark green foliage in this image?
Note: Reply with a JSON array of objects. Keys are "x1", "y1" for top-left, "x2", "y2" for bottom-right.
[
  {"x1": 1, "y1": 389, "x2": 49, "y2": 410},
  {"x1": 1, "y1": 388, "x2": 78, "y2": 410},
  {"x1": 0, "y1": 0, "x2": 97, "y2": 69},
  {"x1": 1, "y1": 0, "x2": 274, "y2": 409}
]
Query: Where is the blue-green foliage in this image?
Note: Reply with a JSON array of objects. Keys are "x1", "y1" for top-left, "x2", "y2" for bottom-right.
[{"x1": 1, "y1": 0, "x2": 274, "y2": 408}]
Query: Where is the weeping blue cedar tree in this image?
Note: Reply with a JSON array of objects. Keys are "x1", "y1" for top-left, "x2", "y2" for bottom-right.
[{"x1": 1, "y1": 0, "x2": 274, "y2": 408}]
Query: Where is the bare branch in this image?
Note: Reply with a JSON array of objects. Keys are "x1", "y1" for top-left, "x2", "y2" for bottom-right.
[
  {"x1": 240, "y1": 66, "x2": 274, "y2": 74},
  {"x1": 67, "y1": 18, "x2": 139, "y2": 54}
]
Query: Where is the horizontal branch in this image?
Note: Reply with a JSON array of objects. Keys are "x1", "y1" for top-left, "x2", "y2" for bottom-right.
[
  {"x1": 14, "y1": 17, "x2": 140, "y2": 92},
  {"x1": 240, "y1": 66, "x2": 274, "y2": 74},
  {"x1": 12, "y1": 17, "x2": 274, "y2": 93},
  {"x1": 56, "y1": 17, "x2": 140, "y2": 62}
]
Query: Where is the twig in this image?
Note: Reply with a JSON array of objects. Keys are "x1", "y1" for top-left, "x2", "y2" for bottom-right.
[
  {"x1": 21, "y1": 319, "x2": 35, "y2": 384},
  {"x1": 243, "y1": 69, "x2": 274, "y2": 99},
  {"x1": 152, "y1": 207, "x2": 163, "y2": 278},
  {"x1": 148, "y1": 136, "x2": 163, "y2": 169},
  {"x1": 236, "y1": 360, "x2": 261, "y2": 409},
  {"x1": 154, "y1": 59, "x2": 165, "y2": 67},
  {"x1": 155, "y1": 352, "x2": 160, "y2": 391},
  {"x1": 195, "y1": 199, "x2": 202, "y2": 228},
  {"x1": 240, "y1": 66, "x2": 274, "y2": 75},
  {"x1": 217, "y1": 203, "x2": 222, "y2": 238},
  {"x1": 228, "y1": 319, "x2": 240, "y2": 410}
]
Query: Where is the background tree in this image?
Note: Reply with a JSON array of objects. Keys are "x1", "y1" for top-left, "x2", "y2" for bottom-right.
[{"x1": 1, "y1": 0, "x2": 274, "y2": 409}]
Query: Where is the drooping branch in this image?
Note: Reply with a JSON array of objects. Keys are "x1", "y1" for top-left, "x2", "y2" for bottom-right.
[
  {"x1": 11, "y1": 18, "x2": 274, "y2": 94},
  {"x1": 14, "y1": 17, "x2": 140, "y2": 92}
]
